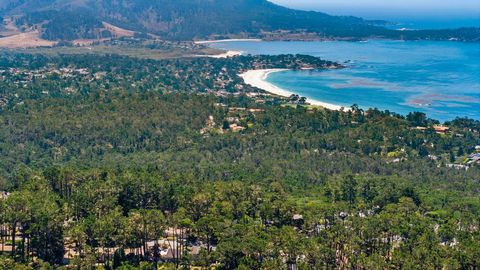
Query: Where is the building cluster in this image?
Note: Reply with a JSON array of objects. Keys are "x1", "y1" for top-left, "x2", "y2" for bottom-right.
[
  {"x1": 433, "y1": 125, "x2": 450, "y2": 134},
  {"x1": 200, "y1": 104, "x2": 266, "y2": 134},
  {"x1": 447, "y1": 146, "x2": 480, "y2": 170},
  {"x1": 0, "y1": 67, "x2": 105, "y2": 107},
  {"x1": 415, "y1": 125, "x2": 451, "y2": 134},
  {"x1": 1, "y1": 67, "x2": 91, "y2": 81},
  {"x1": 63, "y1": 228, "x2": 213, "y2": 265}
]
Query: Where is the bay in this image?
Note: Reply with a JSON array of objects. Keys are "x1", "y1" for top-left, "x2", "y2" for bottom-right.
[{"x1": 210, "y1": 40, "x2": 480, "y2": 122}]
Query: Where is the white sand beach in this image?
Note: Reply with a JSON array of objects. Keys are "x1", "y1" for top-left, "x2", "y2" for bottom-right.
[
  {"x1": 208, "y1": 50, "x2": 243, "y2": 58},
  {"x1": 239, "y1": 69, "x2": 345, "y2": 111},
  {"x1": 194, "y1": 39, "x2": 262, "y2": 44},
  {"x1": 194, "y1": 50, "x2": 243, "y2": 58}
]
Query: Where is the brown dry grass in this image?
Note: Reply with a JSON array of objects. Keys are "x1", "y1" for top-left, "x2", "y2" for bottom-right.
[
  {"x1": 72, "y1": 23, "x2": 135, "y2": 46},
  {"x1": 0, "y1": 31, "x2": 56, "y2": 48},
  {"x1": 72, "y1": 38, "x2": 111, "y2": 46},
  {"x1": 102, "y1": 22, "x2": 135, "y2": 37}
]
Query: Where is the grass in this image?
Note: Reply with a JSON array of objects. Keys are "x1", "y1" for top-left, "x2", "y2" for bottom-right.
[{"x1": 0, "y1": 45, "x2": 224, "y2": 60}]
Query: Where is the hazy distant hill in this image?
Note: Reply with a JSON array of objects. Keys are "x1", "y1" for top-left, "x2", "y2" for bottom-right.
[{"x1": 1, "y1": 0, "x2": 478, "y2": 42}]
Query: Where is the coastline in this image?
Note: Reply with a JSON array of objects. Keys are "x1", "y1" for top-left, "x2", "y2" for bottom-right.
[
  {"x1": 239, "y1": 69, "x2": 345, "y2": 111},
  {"x1": 194, "y1": 50, "x2": 243, "y2": 58},
  {"x1": 194, "y1": 38, "x2": 262, "y2": 44},
  {"x1": 207, "y1": 50, "x2": 243, "y2": 58}
]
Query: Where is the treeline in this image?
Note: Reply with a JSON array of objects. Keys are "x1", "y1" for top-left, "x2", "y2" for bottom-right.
[
  {"x1": 0, "y1": 52, "x2": 478, "y2": 269},
  {"x1": 0, "y1": 91, "x2": 478, "y2": 269},
  {"x1": 1, "y1": 91, "x2": 479, "y2": 181},
  {"x1": 0, "y1": 155, "x2": 479, "y2": 269}
]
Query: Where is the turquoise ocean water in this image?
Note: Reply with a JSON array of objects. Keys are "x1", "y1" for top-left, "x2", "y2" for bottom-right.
[{"x1": 210, "y1": 40, "x2": 480, "y2": 122}]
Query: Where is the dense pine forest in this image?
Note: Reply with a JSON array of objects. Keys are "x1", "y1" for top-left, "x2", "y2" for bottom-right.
[{"x1": 0, "y1": 52, "x2": 478, "y2": 269}]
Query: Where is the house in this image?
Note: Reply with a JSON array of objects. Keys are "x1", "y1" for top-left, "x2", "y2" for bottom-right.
[
  {"x1": 226, "y1": 117, "x2": 240, "y2": 123},
  {"x1": 229, "y1": 123, "x2": 245, "y2": 132},
  {"x1": 190, "y1": 246, "x2": 202, "y2": 257},
  {"x1": 229, "y1": 107, "x2": 246, "y2": 112},
  {"x1": 160, "y1": 248, "x2": 178, "y2": 262},
  {"x1": 246, "y1": 92, "x2": 260, "y2": 97},
  {"x1": 293, "y1": 214, "x2": 303, "y2": 220},
  {"x1": 214, "y1": 103, "x2": 227, "y2": 108},
  {"x1": 248, "y1": 108, "x2": 265, "y2": 113},
  {"x1": 433, "y1": 125, "x2": 450, "y2": 134},
  {"x1": 467, "y1": 153, "x2": 480, "y2": 165},
  {"x1": 446, "y1": 163, "x2": 469, "y2": 170}
]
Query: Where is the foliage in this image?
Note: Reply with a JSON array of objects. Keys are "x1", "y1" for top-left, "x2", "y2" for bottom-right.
[
  {"x1": 3, "y1": 0, "x2": 479, "y2": 41},
  {"x1": 0, "y1": 52, "x2": 478, "y2": 269}
]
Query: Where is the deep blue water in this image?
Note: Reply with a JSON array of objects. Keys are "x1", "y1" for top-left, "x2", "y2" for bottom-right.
[
  {"x1": 385, "y1": 17, "x2": 480, "y2": 30},
  {"x1": 210, "y1": 40, "x2": 480, "y2": 122},
  {"x1": 270, "y1": 3, "x2": 480, "y2": 29}
]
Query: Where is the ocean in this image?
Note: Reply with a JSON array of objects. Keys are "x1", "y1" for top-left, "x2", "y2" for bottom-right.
[
  {"x1": 383, "y1": 17, "x2": 480, "y2": 30},
  {"x1": 210, "y1": 40, "x2": 480, "y2": 122}
]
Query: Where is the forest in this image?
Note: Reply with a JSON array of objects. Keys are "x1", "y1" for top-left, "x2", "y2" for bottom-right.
[
  {"x1": 0, "y1": 52, "x2": 478, "y2": 269},
  {"x1": 16, "y1": 10, "x2": 111, "y2": 41},
  {"x1": 3, "y1": 0, "x2": 479, "y2": 42}
]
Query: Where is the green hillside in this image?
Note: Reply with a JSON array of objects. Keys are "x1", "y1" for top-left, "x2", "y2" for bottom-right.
[{"x1": 2, "y1": 0, "x2": 479, "y2": 41}]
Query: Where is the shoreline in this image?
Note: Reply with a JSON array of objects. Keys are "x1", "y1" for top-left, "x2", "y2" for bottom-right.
[
  {"x1": 239, "y1": 69, "x2": 345, "y2": 111},
  {"x1": 207, "y1": 50, "x2": 243, "y2": 58},
  {"x1": 194, "y1": 39, "x2": 262, "y2": 44},
  {"x1": 194, "y1": 50, "x2": 243, "y2": 58}
]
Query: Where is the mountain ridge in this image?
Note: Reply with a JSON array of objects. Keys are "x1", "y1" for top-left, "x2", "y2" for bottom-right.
[{"x1": 0, "y1": 0, "x2": 478, "y2": 43}]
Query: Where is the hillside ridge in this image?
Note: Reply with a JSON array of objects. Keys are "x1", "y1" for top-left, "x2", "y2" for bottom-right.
[{"x1": 0, "y1": 0, "x2": 478, "y2": 43}]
